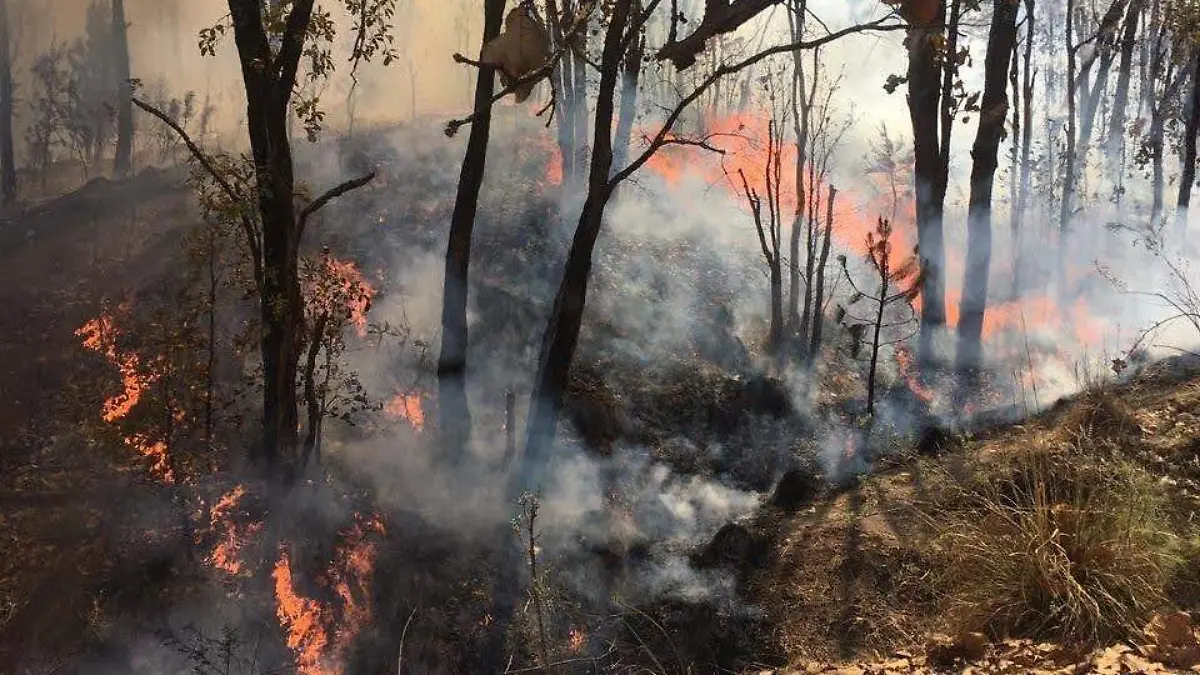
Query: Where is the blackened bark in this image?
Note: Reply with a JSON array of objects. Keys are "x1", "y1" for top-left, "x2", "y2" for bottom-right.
[
  {"x1": 228, "y1": 0, "x2": 316, "y2": 476},
  {"x1": 1176, "y1": 54, "x2": 1200, "y2": 237},
  {"x1": 0, "y1": 0, "x2": 14, "y2": 206},
  {"x1": 956, "y1": 0, "x2": 1017, "y2": 382},
  {"x1": 113, "y1": 0, "x2": 134, "y2": 178},
  {"x1": 437, "y1": 0, "x2": 506, "y2": 460},
  {"x1": 867, "y1": 247, "x2": 889, "y2": 417},
  {"x1": 1060, "y1": 0, "x2": 1078, "y2": 250},
  {"x1": 787, "y1": 0, "x2": 807, "y2": 333},
  {"x1": 808, "y1": 185, "x2": 834, "y2": 361},
  {"x1": 907, "y1": 3, "x2": 946, "y2": 370},
  {"x1": 521, "y1": 0, "x2": 632, "y2": 492},
  {"x1": 301, "y1": 312, "x2": 329, "y2": 469},
  {"x1": 1105, "y1": 0, "x2": 1141, "y2": 173},
  {"x1": 612, "y1": 11, "x2": 643, "y2": 176}
]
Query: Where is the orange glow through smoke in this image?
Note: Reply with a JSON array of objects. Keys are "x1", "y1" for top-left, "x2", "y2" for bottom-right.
[{"x1": 385, "y1": 393, "x2": 425, "y2": 431}]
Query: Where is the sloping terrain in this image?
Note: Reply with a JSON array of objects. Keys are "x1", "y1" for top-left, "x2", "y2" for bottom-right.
[{"x1": 743, "y1": 357, "x2": 1200, "y2": 673}]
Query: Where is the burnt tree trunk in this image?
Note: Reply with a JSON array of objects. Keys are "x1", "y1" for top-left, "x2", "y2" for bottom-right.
[
  {"x1": 787, "y1": 0, "x2": 807, "y2": 334},
  {"x1": 113, "y1": 0, "x2": 133, "y2": 178},
  {"x1": 807, "y1": 185, "x2": 834, "y2": 362},
  {"x1": 228, "y1": 0, "x2": 315, "y2": 476},
  {"x1": 612, "y1": 10, "x2": 643, "y2": 176},
  {"x1": 956, "y1": 0, "x2": 1017, "y2": 383},
  {"x1": 1176, "y1": 53, "x2": 1200, "y2": 237},
  {"x1": 437, "y1": 0, "x2": 506, "y2": 460},
  {"x1": 907, "y1": 3, "x2": 947, "y2": 370},
  {"x1": 1059, "y1": 0, "x2": 1078, "y2": 269},
  {"x1": 520, "y1": 0, "x2": 632, "y2": 492},
  {"x1": 0, "y1": 0, "x2": 14, "y2": 206},
  {"x1": 1105, "y1": 0, "x2": 1141, "y2": 177}
]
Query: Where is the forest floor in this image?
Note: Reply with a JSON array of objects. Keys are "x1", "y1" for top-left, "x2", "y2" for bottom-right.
[{"x1": 2, "y1": 150, "x2": 1200, "y2": 674}]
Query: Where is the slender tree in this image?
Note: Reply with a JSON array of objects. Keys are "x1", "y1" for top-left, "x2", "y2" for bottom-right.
[
  {"x1": 1176, "y1": 53, "x2": 1200, "y2": 236},
  {"x1": 0, "y1": 0, "x2": 15, "y2": 206},
  {"x1": 956, "y1": 0, "x2": 1018, "y2": 384},
  {"x1": 112, "y1": 0, "x2": 133, "y2": 178},
  {"x1": 438, "y1": 0, "x2": 507, "y2": 460}
]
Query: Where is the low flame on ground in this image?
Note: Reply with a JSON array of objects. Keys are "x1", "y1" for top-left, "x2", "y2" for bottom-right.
[
  {"x1": 76, "y1": 314, "x2": 160, "y2": 423},
  {"x1": 273, "y1": 513, "x2": 387, "y2": 675},
  {"x1": 894, "y1": 345, "x2": 935, "y2": 404},
  {"x1": 274, "y1": 550, "x2": 333, "y2": 675},
  {"x1": 206, "y1": 485, "x2": 263, "y2": 577},
  {"x1": 122, "y1": 432, "x2": 175, "y2": 484},
  {"x1": 385, "y1": 392, "x2": 425, "y2": 431}
]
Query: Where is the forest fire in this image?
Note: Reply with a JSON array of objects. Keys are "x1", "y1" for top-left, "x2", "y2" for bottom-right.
[
  {"x1": 75, "y1": 313, "x2": 159, "y2": 423},
  {"x1": 385, "y1": 392, "x2": 425, "y2": 431},
  {"x1": 273, "y1": 514, "x2": 387, "y2": 675},
  {"x1": 894, "y1": 345, "x2": 935, "y2": 404},
  {"x1": 122, "y1": 432, "x2": 175, "y2": 484}
]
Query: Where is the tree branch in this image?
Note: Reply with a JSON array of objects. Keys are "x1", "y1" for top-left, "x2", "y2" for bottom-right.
[
  {"x1": 297, "y1": 171, "x2": 378, "y2": 236},
  {"x1": 132, "y1": 96, "x2": 264, "y2": 291},
  {"x1": 276, "y1": 0, "x2": 318, "y2": 96},
  {"x1": 611, "y1": 16, "x2": 906, "y2": 189},
  {"x1": 657, "y1": 0, "x2": 778, "y2": 69}
]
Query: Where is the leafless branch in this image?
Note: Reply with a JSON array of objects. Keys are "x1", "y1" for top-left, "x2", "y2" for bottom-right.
[
  {"x1": 611, "y1": 16, "x2": 907, "y2": 189},
  {"x1": 297, "y1": 172, "x2": 378, "y2": 236},
  {"x1": 132, "y1": 96, "x2": 264, "y2": 292}
]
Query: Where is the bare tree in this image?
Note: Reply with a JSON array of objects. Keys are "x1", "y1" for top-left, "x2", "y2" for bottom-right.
[
  {"x1": 736, "y1": 121, "x2": 785, "y2": 353},
  {"x1": 0, "y1": 0, "x2": 14, "y2": 205},
  {"x1": 112, "y1": 0, "x2": 133, "y2": 178},
  {"x1": 836, "y1": 217, "x2": 923, "y2": 417}
]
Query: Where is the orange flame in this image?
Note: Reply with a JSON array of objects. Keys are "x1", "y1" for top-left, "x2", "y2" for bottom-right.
[
  {"x1": 273, "y1": 550, "x2": 333, "y2": 675},
  {"x1": 894, "y1": 345, "x2": 935, "y2": 403},
  {"x1": 305, "y1": 256, "x2": 377, "y2": 338},
  {"x1": 384, "y1": 393, "x2": 425, "y2": 431},
  {"x1": 122, "y1": 432, "x2": 175, "y2": 484},
  {"x1": 206, "y1": 485, "x2": 263, "y2": 577},
  {"x1": 75, "y1": 314, "x2": 160, "y2": 423},
  {"x1": 273, "y1": 514, "x2": 387, "y2": 675}
]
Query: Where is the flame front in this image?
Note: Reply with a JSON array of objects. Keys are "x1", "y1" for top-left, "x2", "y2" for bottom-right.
[
  {"x1": 385, "y1": 392, "x2": 425, "y2": 431},
  {"x1": 75, "y1": 314, "x2": 159, "y2": 423},
  {"x1": 273, "y1": 550, "x2": 333, "y2": 675},
  {"x1": 206, "y1": 485, "x2": 263, "y2": 577},
  {"x1": 273, "y1": 514, "x2": 386, "y2": 675}
]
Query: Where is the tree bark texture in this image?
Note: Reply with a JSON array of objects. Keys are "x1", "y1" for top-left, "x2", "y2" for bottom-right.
[{"x1": 113, "y1": 0, "x2": 134, "y2": 178}]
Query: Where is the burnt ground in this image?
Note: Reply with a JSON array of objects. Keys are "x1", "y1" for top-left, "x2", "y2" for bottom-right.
[{"x1": 0, "y1": 168, "x2": 200, "y2": 672}]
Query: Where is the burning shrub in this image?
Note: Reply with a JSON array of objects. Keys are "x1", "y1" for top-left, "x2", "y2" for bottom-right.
[{"x1": 930, "y1": 442, "x2": 1181, "y2": 644}]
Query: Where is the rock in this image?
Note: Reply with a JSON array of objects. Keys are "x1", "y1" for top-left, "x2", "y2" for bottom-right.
[{"x1": 770, "y1": 469, "x2": 823, "y2": 511}]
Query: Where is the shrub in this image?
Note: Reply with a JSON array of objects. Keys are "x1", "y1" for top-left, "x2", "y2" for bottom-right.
[{"x1": 930, "y1": 440, "x2": 1181, "y2": 644}]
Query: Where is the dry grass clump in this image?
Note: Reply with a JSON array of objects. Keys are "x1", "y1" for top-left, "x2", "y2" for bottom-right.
[{"x1": 930, "y1": 439, "x2": 1181, "y2": 645}]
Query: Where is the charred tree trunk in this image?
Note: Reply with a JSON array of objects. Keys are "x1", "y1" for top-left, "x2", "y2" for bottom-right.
[
  {"x1": 867, "y1": 252, "x2": 889, "y2": 418},
  {"x1": 1106, "y1": 0, "x2": 1141, "y2": 177},
  {"x1": 301, "y1": 313, "x2": 329, "y2": 469},
  {"x1": 807, "y1": 185, "x2": 834, "y2": 362},
  {"x1": 956, "y1": 0, "x2": 1017, "y2": 383},
  {"x1": 437, "y1": 0, "x2": 506, "y2": 460},
  {"x1": 1059, "y1": 0, "x2": 1078, "y2": 268},
  {"x1": 228, "y1": 0, "x2": 315, "y2": 477},
  {"x1": 907, "y1": 3, "x2": 947, "y2": 370},
  {"x1": 612, "y1": 11, "x2": 643, "y2": 176},
  {"x1": 0, "y1": 0, "x2": 14, "y2": 206},
  {"x1": 1176, "y1": 53, "x2": 1200, "y2": 237},
  {"x1": 113, "y1": 0, "x2": 134, "y2": 179},
  {"x1": 521, "y1": 0, "x2": 632, "y2": 492},
  {"x1": 787, "y1": 0, "x2": 808, "y2": 334}
]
